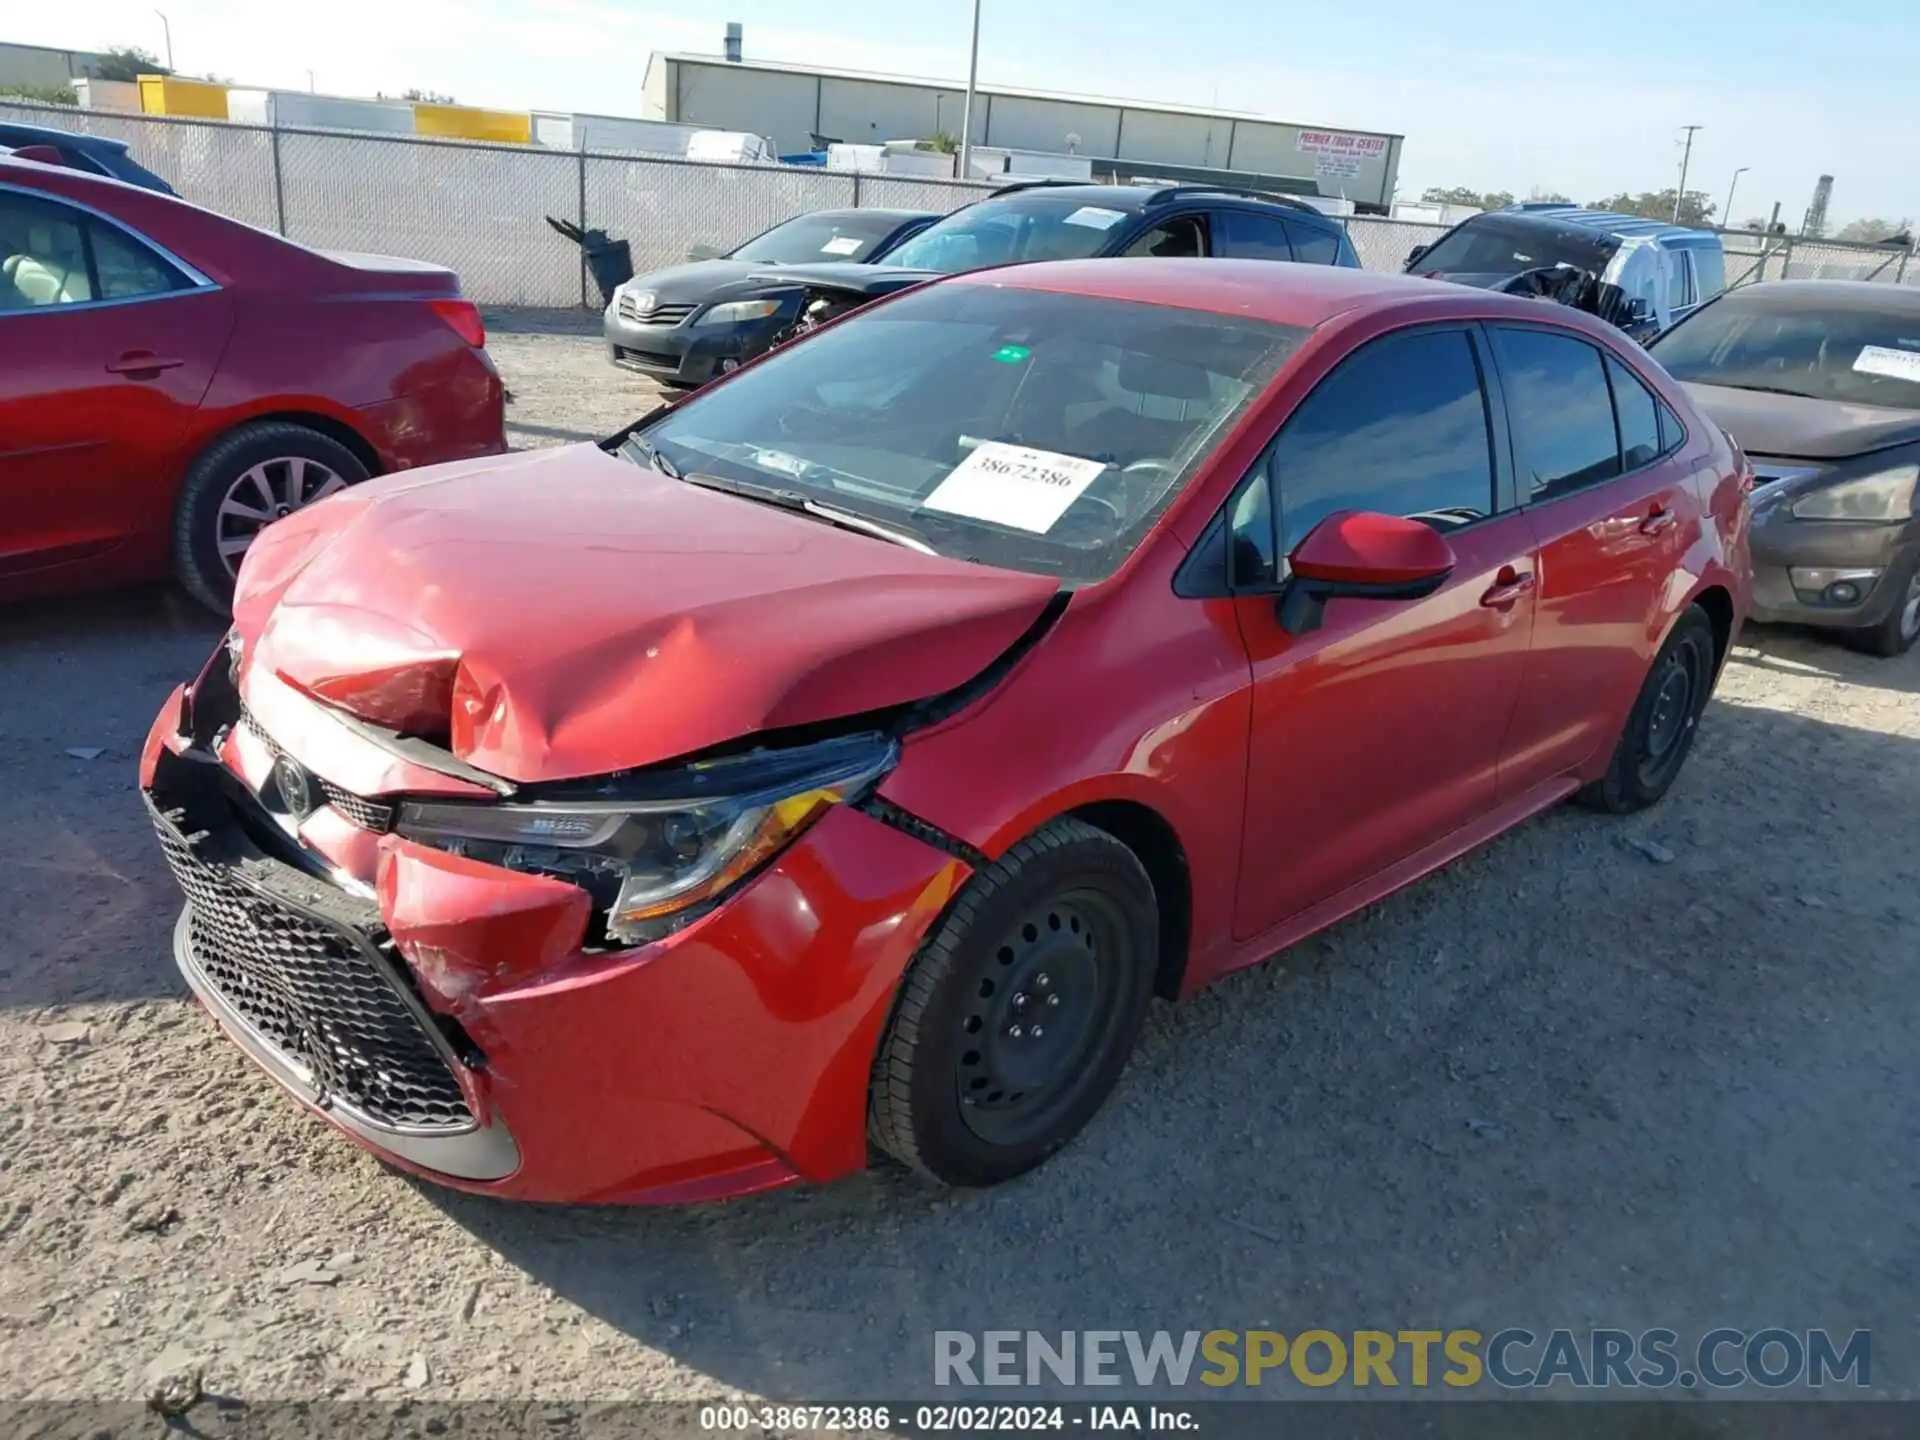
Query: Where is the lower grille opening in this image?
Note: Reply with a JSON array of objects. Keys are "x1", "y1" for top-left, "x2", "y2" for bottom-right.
[{"x1": 150, "y1": 798, "x2": 477, "y2": 1133}]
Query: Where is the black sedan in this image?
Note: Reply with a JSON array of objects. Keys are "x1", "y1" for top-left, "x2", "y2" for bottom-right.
[
  {"x1": 604, "y1": 208, "x2": 937, "y2": 386},
  {"x1": 1652, "y1": 280, "x2": 1920, "y2": 656}
]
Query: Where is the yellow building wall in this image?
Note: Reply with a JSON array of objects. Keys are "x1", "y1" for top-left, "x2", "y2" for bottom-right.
[
  {"x1": 137, "y1": 75, "x2": 229, "y2": 118},
  {"x1": 411, "y1": 104, "x2": 531, "y2": 144}
]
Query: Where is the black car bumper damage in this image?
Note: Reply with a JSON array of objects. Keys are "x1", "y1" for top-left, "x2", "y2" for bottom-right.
[{"x1": 1746, "y1": 481, "x2": 1919, "y2": 629}]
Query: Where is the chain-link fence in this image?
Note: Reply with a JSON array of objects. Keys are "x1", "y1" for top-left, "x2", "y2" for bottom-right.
[{"x1": 5, "y1": 99, "x2": 1917, "y2": 306}]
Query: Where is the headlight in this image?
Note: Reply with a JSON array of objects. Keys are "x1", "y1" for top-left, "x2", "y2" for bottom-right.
[
  {"x1": 395, "y1": 733, "x2": 897, "y2": 946},
  {"x1": 1790, "y1": 464, "x2": 1918, "y2": 521},
  {"x1": 699, "y1": 299, "x2": 783, "y2": 325}
]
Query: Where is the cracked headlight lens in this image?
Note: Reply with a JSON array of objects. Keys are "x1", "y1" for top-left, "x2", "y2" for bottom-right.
[{"x1": 395, "y1": 733, "x2": 897, "y2": 945}]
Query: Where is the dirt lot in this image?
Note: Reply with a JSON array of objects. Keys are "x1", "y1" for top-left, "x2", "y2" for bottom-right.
[{"x1": 2, "y1": 312, "x2": 1916, "y2": 1407}]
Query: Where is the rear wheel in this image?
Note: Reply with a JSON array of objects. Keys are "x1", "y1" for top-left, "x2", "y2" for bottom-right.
[
  {"x1": 172, "y1": 422, "x2": 370, "y2": 614},
  {"x1": 1577, "y1": 605, "x2": 1717, "y2": 814},
  {"x1": 1843, "y1": 558, "x2": 1920, "y2": 658},
  {"x1": 868, "y1": 818, "x2": 1157, "y2": 1188}
]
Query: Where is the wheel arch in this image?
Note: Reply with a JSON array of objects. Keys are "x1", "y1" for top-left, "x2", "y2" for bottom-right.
[
  {"x1": 1061, "y1": 798, "x2": 1193, "y2": 1002},
  {"x1": 188, "y1": 409, "x2": 384, "y2": 479},
  {"x1": 1688, "y1": 581, "x2": 1736, "y2": 675}
]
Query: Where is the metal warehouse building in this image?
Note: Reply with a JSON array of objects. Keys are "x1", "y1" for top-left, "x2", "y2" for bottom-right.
[{"x1": 641, "y1": 51, "x2": 1403, "y2": 209}]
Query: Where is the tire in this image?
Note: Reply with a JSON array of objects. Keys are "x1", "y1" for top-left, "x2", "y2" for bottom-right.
[
  {"x1": 172, "y1": 422, "x2": 371, "y2": 614},
  {"x1": 1842, "y1": 557, "x2": 1920, "y2": 658},
  {"x1": 1576, "y1": 605, "x2": 1717, "y2": 814},
  {"x1": 868, "y1": 817, "x2": 1158, "y2": 1188}
]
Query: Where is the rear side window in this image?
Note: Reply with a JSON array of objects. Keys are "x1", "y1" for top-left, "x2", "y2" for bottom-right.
[
  {"x1": 1689, "y1": 244, "x2": 1725, "y2": 300},
  {"x1": 1287, "y1": 222, "x2": 1345, "y2": 267},
  {"x1": 1267, "y1": 328, "x2": 1496, "y2": 551},
  {"x1": 1666, "y1": 252, "x2": 1695, "y2": 310},
  {"x1": 1215, "y1": 210, "x2": 1293, "y2": 262},
  {"x1": 1607, "y1": 355, "x2": 1662, "y2": 470},
  {"x1": 1493, "y1": 327, "x2": 1622, "y2": 502},
  {"x1": 92, "y1": 222, "x2": 186, "y2": 300},
  {"x1": 0, "y1": 193, "x2": 186, "y2": 309}
]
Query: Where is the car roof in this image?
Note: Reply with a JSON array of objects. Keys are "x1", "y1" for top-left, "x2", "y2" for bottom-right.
[
  {"x1": 1497, "y1": 204, "x2": 1717, "y2": 245},
  {"x1": 0, "y1": 121, "x2": 132, "y2": 157},
  {"x1": 973, "y1": 181, "x2": 1340, "y2": 227},
  {"x1": 954, "y1": 256, "x2": 1564, "y2": 328},
  {"x1": 800, "y1": 207, "x2": 939, "y2": 223},
  {"x1": 1720, "y1": 279, "x2": 1920, "y2": 313}
]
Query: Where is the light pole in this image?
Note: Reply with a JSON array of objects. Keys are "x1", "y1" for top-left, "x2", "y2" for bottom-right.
[
  {"x1": 305, "y1": 69, "x2": 316, "y2": 93},
  {"x1": 1673, "y1": 123, "x2": 1703, "y2": 222},
  {"x1": 1722, "y1": 166, "x2": 1748, "y2": 230},
  {"x1": 957, "y1": 0, "x2": 982, "y2": 182},
  {"x1": 153, "y1": 9, "x2": 173, "y2": 70}
]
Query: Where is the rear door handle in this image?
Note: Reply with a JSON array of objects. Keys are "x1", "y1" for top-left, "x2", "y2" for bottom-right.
[
  {"x1": 106, "y1": 351, "x2": 185, "y2": 376},
  {"x1": 1639, "y1": 506, "x2": 1677, "y2": 535},
  {"x1": 1479, "y1": 569, "x2": 1536, "y2": 610}
]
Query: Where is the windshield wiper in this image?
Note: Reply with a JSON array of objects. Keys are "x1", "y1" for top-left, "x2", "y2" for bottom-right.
[
  {"x1": 676, "y1": 471, "x2": 936, "y2": 554},
  {"x1": 1694, "y1": 381, "x2": 1814, "y2": 399},
  {"x1": 620, "y1": 433, "x2": 681, "y2": 479}
]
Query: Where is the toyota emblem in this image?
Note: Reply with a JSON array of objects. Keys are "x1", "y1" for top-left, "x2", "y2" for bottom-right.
[
  {"x1": 272, "y1": 755, "x2": 315, "y2": 820},
  {"x1": 630, "y1": 290, "x2": 658, "y2": 317}
]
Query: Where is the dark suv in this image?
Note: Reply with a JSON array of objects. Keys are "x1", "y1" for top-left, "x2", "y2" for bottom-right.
[{"x1": 606, "y1": 182, "x2": 1361, "y2": 386}]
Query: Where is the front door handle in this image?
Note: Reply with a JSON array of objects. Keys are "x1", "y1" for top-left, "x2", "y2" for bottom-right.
[
  {"x1": 1639, "y1": 505, "x2": 1678, "y2": 535},
  {"x1": 106, "y1": 351, "x2": 185, "y2": 377},
  {"x1": 1479, "y1": 568, "x2": 1536, "y2": 610}
]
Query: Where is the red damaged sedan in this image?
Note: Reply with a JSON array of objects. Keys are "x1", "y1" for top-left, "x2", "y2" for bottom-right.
[
  {"x1": 0, "y1": 155, "x2": 503, "y2": 610},
  {"x1": 140, "y1": 260, "x2": 1749, "y2": 1202}
]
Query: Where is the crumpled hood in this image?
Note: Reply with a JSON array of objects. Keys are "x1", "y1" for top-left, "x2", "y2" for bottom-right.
[
  {"x1": 1679, "y1": 382, "x2": 1920, "y2": 461},
  {"x1": 231, "y1": 445, "x2": 1059, "y2": 785}
]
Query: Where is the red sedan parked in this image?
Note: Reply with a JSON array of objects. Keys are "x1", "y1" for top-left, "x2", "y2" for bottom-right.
[
  {"x1": 140, "y1": 260, "x2": 1749, "y2": 1202},
  {"x1": 0, "y1": 156, "x2": 504, "y2": 610}
]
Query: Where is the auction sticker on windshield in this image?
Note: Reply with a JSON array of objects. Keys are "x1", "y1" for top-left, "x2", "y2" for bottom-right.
[
  {"x1": 820, "y1": 235, "x2": 863, "y2": 256},
  {"x1": 1063, "y1": 206, "x2": 1125, "y2": 230},
  {"x1": 921, "y1": 442, "x2": 1109, "y2": 533},
  {"x1": 1854, "y1": 344, "x2": 1920, "y2": 384}
]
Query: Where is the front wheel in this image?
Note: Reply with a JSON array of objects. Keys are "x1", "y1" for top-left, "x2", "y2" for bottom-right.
[
  {"x1": 172, "y1": 422, "x2": 370, "y2": 614},
  {"x1": 1844, "y1": 558, "x2": 1920, "y2": 658},
  {"x1": 1577, "y1": 605, "x2": 1717, "y2": 814},
  {"x1": 868, "y1": 818, "x2": 1158, "y2": 1188}
]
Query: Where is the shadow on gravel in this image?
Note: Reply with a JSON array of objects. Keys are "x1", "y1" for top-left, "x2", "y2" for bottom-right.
[
  {"x1": 481, "y1": 307, "x2": 602, "y2": 338},
  {"x1": 0, "y1": 585, "x2": 222, "y2": 1009},
  {"x1": 1737, "y1": 623, "x2": 1920, "y2": 697},
  {"x1": 428, "y1": 690, "x2": 1920, "y2": 1402}
]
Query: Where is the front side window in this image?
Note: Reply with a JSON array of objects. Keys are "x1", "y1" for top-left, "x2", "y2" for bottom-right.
[
  {"x1": 1666, "y1": 251, "x2": 1696, "y2": 310},
  {"x1": 1649, "y1": 293, "x2": 1920, "y2": 411},
  {"x1": 1264, "y1": 328, "x2": 1497, "y2": 553},
  {"x1": 880, "y1": 196, "x2": 1142, "y2": 273},
  {"x1": 1493, "y1": 327, "x2": 1622, "y2": 502},
  {"x1": 631, "y1": 283, "x2": 1308, "y2": 583}
]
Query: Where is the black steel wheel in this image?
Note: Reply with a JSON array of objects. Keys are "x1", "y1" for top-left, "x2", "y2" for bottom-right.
[
  {"x1": 869, "y1": 818, "x2": 1157, "y2": 1188},
  {"x1": 1578, "y1": 605, "x2": 1717, "y2": 813}
]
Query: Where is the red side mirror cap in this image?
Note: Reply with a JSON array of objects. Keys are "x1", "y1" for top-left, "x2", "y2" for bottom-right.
[{"x1": 1289, "y1": 510, "x2": 1457, "y2": 588}]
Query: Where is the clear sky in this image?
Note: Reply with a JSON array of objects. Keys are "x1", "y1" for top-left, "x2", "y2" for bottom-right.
[{"x1": 17, "y1": 0, "x2": 1916, "y2": 227}]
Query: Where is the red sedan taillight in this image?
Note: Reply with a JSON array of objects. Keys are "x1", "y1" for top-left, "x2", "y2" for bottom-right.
[{"x1": 429, "y1": 298, "x2": 486, "y2": 349}]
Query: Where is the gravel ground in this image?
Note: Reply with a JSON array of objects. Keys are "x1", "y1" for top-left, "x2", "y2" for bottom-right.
[{"x1": 2, "y1": 312, "x2": 1916, "y2": 1408}]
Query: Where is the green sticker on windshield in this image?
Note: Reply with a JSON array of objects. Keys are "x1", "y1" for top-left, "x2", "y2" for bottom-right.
[{"x1": 990, "y1": 345, "x2": 1031, "y2": 364}]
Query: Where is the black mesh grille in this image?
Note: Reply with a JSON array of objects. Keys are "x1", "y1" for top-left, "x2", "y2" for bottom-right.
[
  {"x1": 240, "y1": 709, "x2": 394, "y2": 833},
  {"x1": 151, "y1": 805, "x2": 474, "y2": 1132}
]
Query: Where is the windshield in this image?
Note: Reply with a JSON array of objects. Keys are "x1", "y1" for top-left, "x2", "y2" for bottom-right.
[
  {"x1": 878, "y1": 196, "x2": 1137, "y2": 274},
  {"x1": 627, "y1": 283, "x2": 1307, "y2": 583},
  {"x1": 1413, "y1": 216, "x2": 1618, "y2": 278},
  {"x1": 729, "y1": 213, "x2": 911, "y2": 264},
  {"x1": 1651, "y1": 294, "x2": 1920, "y2": 411}
]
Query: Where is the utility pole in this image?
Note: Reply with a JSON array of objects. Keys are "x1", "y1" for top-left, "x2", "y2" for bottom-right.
[
  {"x1": 153, "y1": 9, "x2": 173, "y2": 70},
  {"x1": 957, "y1": 0, "x2": 982, "y2": 183},
  {"x1": 1673, "y1": 124, "x2": 1703, "y2": 222},
  {"x1": 1722, "y1": 166, "x2": 1747, "y2": 229}
]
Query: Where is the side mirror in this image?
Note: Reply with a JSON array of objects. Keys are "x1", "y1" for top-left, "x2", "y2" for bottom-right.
[
  {"x1": 1406, "y1": 244, "x2": 1429, "y2": 266},
  {"x1": 1626, "y1": 296, "x2": 1655, "y2": 322},
  {"x1": 1276, "y1": 511, "x2": 1457, "y2": 635},
  {"x1": 685, "y1": 242, "x2": 725, "y2": 262}
]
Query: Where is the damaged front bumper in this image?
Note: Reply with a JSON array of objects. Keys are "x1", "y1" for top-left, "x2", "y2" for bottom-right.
[{"x1": 139, "y1": 666, "x2": 972, "y2": 1204}]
